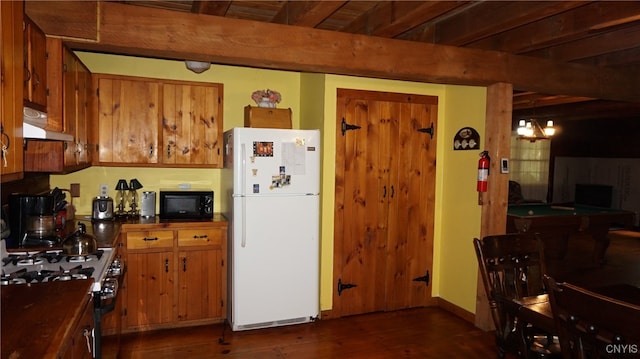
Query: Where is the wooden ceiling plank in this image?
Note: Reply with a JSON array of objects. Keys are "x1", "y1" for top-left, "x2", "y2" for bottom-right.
[
  {"x1": 272, "y1": 1, "x2": 347, "y2": 27},
  {"x1": 191, "y1": 0, "x2": 232, "y2": 16},
  {"x1": 434, "y1": 1, "x2": 588, "y2": 46},
  {"x1": 513, "y1": 95, "x2": 595, "y2": 110},
  {"x1": 366, "y1": 1, "x2": 468, "y2": 38},
  {"x1": 470, "y1": 1, "x2": 640, "y2": 54},
  {"x1": 578, "y1": 46, "x2": 640, "y2": 68},
  {"x1": 525, "y1": 24, "x2": 640, "y2": 62},
  {"x1": 28, "y1": 1, "x2": 640, "y2": 102},
  {"x1": 514, "y1": 100, "x2": 640, "y2": 122}
]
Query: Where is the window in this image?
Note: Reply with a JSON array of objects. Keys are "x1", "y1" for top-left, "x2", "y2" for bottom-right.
[{"x1": 509, "y1": 136, "x2": 551, "y2": 202}]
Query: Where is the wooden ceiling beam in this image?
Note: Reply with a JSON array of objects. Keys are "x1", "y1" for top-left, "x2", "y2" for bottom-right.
[
  {"x1": 25, "y1": 0, "x2": 97, "y2": 40},
  {"x1": 26, "y1": 1, "x2": 640, "y2": 102}
]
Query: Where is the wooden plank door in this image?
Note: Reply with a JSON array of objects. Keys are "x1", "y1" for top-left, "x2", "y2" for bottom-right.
[
  {"x1": 384, "y1": 99, "x2": 438, "y2": 310},
  {"x1": 334, "y1": 93, "x2": 390, "y2": 315},
  {"x1": 333, "y1": 89, "x2": 437, "y2": 317}
]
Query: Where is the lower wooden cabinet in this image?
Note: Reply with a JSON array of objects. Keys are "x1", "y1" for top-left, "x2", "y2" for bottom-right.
[
  {"x1": 59, "y1": 295, "x2": 94, "y2": 359},
  {"x1": 121, "y1": 219, "x2": 227, "y2": 332}
]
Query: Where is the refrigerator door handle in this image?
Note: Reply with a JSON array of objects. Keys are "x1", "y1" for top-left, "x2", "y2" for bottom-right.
[
  {"x1": 241, "y1": 196, "x2": 247, "y2": 248},
  {"x1": 241, "y1": 143, "x2": 247, "y2": 248}
]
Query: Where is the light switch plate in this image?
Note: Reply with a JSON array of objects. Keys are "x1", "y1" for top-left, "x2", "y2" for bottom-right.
[
  {"x1": 99, "y1": 184, "x2": 109, "y2": 197},
  {"x1": 500, "y1": 158, "x2": 509, "y2": 174}
]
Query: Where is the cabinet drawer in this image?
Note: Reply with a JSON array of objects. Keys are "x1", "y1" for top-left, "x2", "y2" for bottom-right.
[
  {"x1": 127, "y1": 230, "x2": 174, "y2": 249},
  {"x1": 178, "y1": 228, "x2": 223, "y2": 247}
]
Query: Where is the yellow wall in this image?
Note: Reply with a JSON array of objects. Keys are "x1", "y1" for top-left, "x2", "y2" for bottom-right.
[{"x1": 51, "y1": 54, "x2": 486, "y2": 315}]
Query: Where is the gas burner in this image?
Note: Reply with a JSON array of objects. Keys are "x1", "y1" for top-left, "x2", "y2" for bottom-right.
[
  {"x1": 2, "y1": 252, "x2": 44, "y2": 266},
  {"x1": 17, "y1": 257, "x2": 44, "y2": 266},
  {"x1": 2, "y1": 251, "x2": 64, "y2": 266},
  {"x1": 0, "y1": 268, "x2": 27, "y2": 285},
  {"x1": 0, "y1": 268, "x2": 56, "y2": 284},
  {"x1": 66, "y1": 250, "x2": 104, "y2": 263},
  {"x1": 50, "y1": 265, "x2": 95, "y2": 282}
]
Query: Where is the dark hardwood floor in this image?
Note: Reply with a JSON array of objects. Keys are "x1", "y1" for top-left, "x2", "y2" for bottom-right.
[
  {"x1": 108, "y1": 230, "x2": 639, "y2": 359},
  {"x1": 110, "y1": 307, "x2": 497, "y2": 358}
]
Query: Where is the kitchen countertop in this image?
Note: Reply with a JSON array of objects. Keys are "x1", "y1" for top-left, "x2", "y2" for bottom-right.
[{"x1": 1, "y1": 280, "x2": 93, "y2": 358}]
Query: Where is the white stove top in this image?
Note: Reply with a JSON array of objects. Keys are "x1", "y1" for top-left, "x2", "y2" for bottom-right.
[{"x1": 1, "y1": 242, "x2": 114, "y2": 292}]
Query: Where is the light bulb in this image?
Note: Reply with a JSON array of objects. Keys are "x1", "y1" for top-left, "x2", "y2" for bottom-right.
[{"x1": 544, "y1": 120, "x2": 555, "y2": 136}]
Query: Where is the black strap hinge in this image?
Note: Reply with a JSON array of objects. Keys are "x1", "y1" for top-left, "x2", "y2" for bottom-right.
[{"x1": 341, "y1": 118, "x2": 361, "y2": 136}]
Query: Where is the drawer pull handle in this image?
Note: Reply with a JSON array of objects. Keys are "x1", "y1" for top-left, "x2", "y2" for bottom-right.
[
  {"x1": 192, "y1": 234, "x2": 208, "y2": 239},
  {"x1": 83, "y1": 327, "x2": 93, "y2": 355},
  {"x1": 165, "y1": 258, "x2": 169, "y2": 272},
  {"x1": 143, "y1": 237, "x2": 158, "y2": 241}
]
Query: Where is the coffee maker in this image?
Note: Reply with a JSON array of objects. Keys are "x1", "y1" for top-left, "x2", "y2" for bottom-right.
[{"x1": 8, "y1": 193, "x2": 58, "y2": 247}]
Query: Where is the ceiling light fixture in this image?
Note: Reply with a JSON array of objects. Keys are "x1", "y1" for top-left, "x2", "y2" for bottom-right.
[
  {"x1": 184, "y1": 60, "x2": 211, "y2": 74},
  {"x1": 516, "y1": 119, "x2": 555, "y2": 142}
]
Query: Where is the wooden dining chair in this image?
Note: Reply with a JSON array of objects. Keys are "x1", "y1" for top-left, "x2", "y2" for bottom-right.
[
  {"x1": 544, "y1": 275, "x2": 640, "y2": 359},
  {"x1": 474, "y1": 234, "x2": 559, "y2": 359}
]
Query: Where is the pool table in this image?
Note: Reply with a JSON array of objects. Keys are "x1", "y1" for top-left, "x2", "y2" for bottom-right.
[{"x1": 506, "y1": 204, "x2": 635, "y2": 265}]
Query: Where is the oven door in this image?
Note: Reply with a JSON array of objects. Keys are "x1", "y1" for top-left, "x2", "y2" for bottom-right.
[{"x1": 93, "y1": 254, "x2": 125, "y2": 359}]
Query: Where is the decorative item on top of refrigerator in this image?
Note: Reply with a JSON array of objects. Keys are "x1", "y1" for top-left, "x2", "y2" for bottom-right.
[{"x1": 223, "y1": 127, "x2": 320, "y2": 331}]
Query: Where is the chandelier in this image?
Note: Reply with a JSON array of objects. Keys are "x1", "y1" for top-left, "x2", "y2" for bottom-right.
[{"x1": 516, "y1": 119, "x2": 555, "y2": 142}]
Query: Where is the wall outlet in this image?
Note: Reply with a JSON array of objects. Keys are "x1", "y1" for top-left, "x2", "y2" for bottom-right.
[
  {"x1": 70, "y1": 183, "x2": 80, "y2": 197},
  {"x1": 99, "y1": 184, "x2": 109, "y2": 197}
]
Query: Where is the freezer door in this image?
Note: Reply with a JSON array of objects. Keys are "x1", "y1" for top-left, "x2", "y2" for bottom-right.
[
  {"x1": 230, "y1": 195, "x2": 319, "y2": 330},
  {"x1": 231, "y1": 128, "x2": 320, "y2": 196}
]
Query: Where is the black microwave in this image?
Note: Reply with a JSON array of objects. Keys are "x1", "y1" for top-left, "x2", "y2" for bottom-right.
[{"x1": 159, "y1": 190, "x2": 214, "y2": 219}]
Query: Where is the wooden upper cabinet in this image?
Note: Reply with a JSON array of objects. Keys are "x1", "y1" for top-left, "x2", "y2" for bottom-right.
[
  {"x1": 1, "y1": 0, "x2": 24, "y2": 182},
  {"x1": 96, "y1": 75, "x2": 160, "y2": 164},
  {"x1": 24, "y1": 38, "x2": 92, "y2": 174},
  {"x1": 23, "y1": 16, "x2": 47, "y2": 111},
  {"x1": 63, "y1": 47, "x2": 92, "y2": 167},
  {"x1": 95, "y1": 74, "x2": 224, "y2": 168},
  {"x1": 162, "y1": 82, "x2": 223, "y2": 166}
]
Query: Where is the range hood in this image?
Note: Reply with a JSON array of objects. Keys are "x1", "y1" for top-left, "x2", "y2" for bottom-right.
[{"x1": 23, "y1": 107, "x2": 74, "y2": 141}]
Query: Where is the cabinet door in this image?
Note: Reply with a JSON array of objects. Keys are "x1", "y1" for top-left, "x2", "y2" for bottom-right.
[
  {"x1": 177, "y1": 228, "x2": 226, "y2": 321},
  {"x1": 76, "y1": 60, "x2": 91, "y2": 164},
  {"x1": 63, "y1": 48, "x2": 78, "y2": 165},
  {"x1": 0, "y1": 1, "x2": 24, "y2": 181},
  {"x1": 162, "y1": 83, "x2": 223, "y2": 166},
  {"x1": 59, "y1": 296, "x2": 94, "y2": 359},
  {"x1": 125, "y1": 250, "x2": 175, "y2": 328},
  {"x1": 97, "y1": 76, "x2": 159, "y2": 164},
  {"x1": 23, "y1": 17, "x2": 47, "y2": 109},
  {"x1": 177, "y1": 249, "x2": 224, "y2": 321}
]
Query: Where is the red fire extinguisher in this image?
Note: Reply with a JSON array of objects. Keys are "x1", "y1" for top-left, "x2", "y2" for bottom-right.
[{"x1": 477, "y1": 151, "x2": 490, "y2": 192}]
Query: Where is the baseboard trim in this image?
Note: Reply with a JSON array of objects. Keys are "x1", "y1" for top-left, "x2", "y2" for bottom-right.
[
  {"x1": 320, "y1": 299, "x2": 477, "y2": 326},
  {"x1": 435, "y1": 297, "x2": 476, "y2": 325}
]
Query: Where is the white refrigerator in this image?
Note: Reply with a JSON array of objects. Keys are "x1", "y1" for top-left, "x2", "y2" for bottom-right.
[{"x1": 222, "y1": 127, "x2": 320, "y2": 331}]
